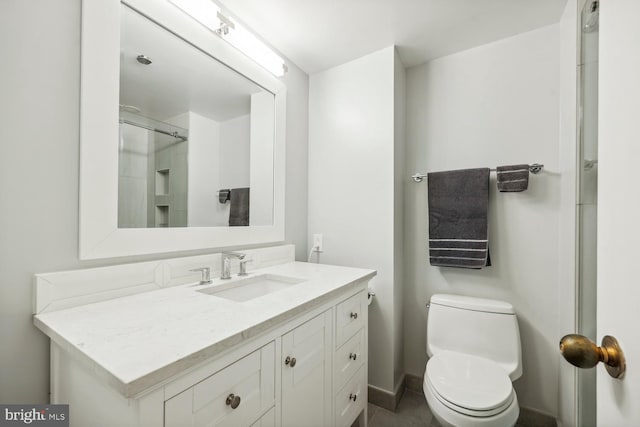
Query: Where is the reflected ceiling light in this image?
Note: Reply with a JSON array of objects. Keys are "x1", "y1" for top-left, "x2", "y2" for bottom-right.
[{"x1": 169, "y1": 0, "x2": 288, "y2": 77}]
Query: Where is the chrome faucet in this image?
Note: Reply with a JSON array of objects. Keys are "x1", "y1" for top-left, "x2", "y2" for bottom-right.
[
  {"x1": 190, "y1": 267, "x2": 212, "y2": 285},
  {"x1": 221, "y1": 252, "x2": 247, "y2": 279}
]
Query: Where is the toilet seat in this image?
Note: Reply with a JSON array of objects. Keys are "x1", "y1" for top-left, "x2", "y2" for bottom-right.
[{"x1": 426, "y1": 351, "x2": 515, "y2": 417}]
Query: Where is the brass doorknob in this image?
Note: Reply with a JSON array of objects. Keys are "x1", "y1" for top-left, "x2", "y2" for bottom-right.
[{"x1": 559, "y1": 334, "x2": 626, "y2": 379}]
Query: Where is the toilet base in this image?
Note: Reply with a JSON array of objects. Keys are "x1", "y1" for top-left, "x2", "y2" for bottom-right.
[{"x1": 423, "y1": 378, "x2": 519, "y2": 427}]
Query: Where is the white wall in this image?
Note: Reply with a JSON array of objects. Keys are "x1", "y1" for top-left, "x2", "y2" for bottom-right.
[
  {"x1": 0, "y1": 0, "x2": 309, "y2": 403},
  {"x1": 308, "y1": 46, "x2": 404, "y2": 393},
  {"x1": 403, "y1": 25, "x2": 562, "y2": 416},
  {"x1": 185, "y1": 112, "x2": 223, "y2": 227},
  {"x1": 250, "y1": 92, "x2": 276, "y2": 226},
  {"x1": 393, "y1": 50, "x2": 406, "y2": 389},
  {"x1": 219, "y1": 114, "x2": 251, "y2": 189}
]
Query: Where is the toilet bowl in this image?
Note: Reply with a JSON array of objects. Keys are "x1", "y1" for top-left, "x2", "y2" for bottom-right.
[
  {"x1": 423, "y1": 294, "x2": 522, "y2": 427},
  {"x1": 423, "y1": 351, "x2": 519, "y2": 427}
]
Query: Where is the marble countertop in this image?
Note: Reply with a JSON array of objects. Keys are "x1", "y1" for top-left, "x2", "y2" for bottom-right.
[{"x1": 34, "y1": 261, "x2": 375, "y2": 398}]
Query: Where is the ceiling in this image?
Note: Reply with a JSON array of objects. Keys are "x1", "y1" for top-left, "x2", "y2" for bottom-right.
[
  {"x1": 216, "y1": 0, "x2": 568, "y2": 74},
  {"x1": 120, "y1": 4, "x2": 266, "y2": 123}
]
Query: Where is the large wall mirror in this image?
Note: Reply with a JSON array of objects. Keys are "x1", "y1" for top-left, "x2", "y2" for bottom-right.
[{"x1": 80, "y1": 0, "x2": 286, "y2": 259}]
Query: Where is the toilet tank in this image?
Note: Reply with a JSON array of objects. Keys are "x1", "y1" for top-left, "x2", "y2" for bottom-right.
[{"x1": 426, "y1": 294, "x2": 522, "y2": 380}]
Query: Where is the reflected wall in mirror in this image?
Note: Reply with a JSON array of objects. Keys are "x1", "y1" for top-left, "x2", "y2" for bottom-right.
[{"x1": 118, "y1": 4, "x2": 275, "y2": 228}]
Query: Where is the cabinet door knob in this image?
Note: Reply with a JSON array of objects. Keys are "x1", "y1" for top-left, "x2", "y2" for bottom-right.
[
  {"x1": 349, "y1": 393, "x2": 357, "y2": 402},
  {"x1": 285, "y1": 356, "x2": 297, "y2": 367},
  {"x1": 349, "y1": 353, "x2": 357, "y2": 361},
  {"x1": 225, "y1": 393, "x2": 241, "y2": 409},
  {"x1": 350, "y1": 312, "x2": 358, "y2": 319}
]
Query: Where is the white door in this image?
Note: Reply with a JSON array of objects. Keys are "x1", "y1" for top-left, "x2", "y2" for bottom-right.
[{"x1": 597, "y1": 0, "x2": 640, "y2": 424}]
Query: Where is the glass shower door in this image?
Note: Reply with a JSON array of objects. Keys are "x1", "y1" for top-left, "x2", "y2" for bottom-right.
[{"x1": 577, "y1": 1, "x2": 599, "y2": 426}]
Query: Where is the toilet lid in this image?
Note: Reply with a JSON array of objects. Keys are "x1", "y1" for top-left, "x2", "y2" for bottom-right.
[{"x1": 426, "y1": 351, "x2": 514, "y2": 415}]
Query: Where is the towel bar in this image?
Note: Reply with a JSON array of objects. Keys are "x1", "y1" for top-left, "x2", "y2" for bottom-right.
[{"x1": 411, "y1": 163, "x2": 544, "y2": 183}]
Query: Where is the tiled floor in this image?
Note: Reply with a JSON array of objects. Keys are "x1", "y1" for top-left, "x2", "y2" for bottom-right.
[
  {"x1": 367, "y1": 389, "x2": 439, "y2": 427},
  {"x1": 367, "y1": 389, "x2": 530, "y2": 427}
]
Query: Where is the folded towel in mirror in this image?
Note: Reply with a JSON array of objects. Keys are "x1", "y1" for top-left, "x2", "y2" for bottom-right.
[{"x1": 229, "y1": 187, "x2": 250, "y2": 226}]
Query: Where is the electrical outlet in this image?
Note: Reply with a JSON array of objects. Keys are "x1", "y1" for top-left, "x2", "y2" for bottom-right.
[{"x1": 313, "y1": 234, "x2": 323, "y2": 252}]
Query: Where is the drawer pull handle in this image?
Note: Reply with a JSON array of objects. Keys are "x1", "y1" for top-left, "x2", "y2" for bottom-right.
[
  {"x1": 350, "y1": 312, "x2": 358, "y2": 319},
  {"x1": 349, "y1": 393, "x2": 357, "y2": 402},
  {"x1": 349, "y1": 353, "x2": 357, "y2": 361},
  {"x1": 225, "y1": 393, "x2": 241, "y2": 409},
  {"x1": 285, "y1": 356, "x2": 297, "y2": 367}
]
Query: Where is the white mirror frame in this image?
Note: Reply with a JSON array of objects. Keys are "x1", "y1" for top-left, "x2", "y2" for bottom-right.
[{"x1": 79, "y1": 0, "x2": 286, "y2": 260}]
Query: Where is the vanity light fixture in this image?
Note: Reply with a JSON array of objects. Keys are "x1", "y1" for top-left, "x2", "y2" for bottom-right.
[{"x1": 169, "y1": 0, "x2": 288, "y2": 77}]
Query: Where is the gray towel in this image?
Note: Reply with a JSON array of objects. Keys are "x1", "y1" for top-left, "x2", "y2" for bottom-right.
[
  {"x1": 229, "y1": 188, "x2": 250, "y2": 226},
  {"x1": 427, "y1": 168, "x2": 491, "y2": 269},
  {"x1": 496, "y1": 164, "x2": 529, "y2": 192}
]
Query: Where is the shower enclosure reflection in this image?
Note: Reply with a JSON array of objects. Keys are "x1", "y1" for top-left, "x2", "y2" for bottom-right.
[
  {"x1": 117, "y1": 2, "x2": 275, "y2": 229},
  {"x1": 118, "y1": 113, "x2": 189, "y2": 228}
]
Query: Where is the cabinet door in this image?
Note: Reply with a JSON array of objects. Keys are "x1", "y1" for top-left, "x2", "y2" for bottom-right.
[{"x1": 281, "y1": 311, "x2": 332, "y2": 427}]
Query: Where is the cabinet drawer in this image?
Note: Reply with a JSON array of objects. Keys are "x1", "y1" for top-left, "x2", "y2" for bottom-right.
[
  {"x1": 165, "y1": 342, "x2": 275, "y2": 427},
  {"x1": 335, "y1": 292, "x2": 365, "y2": 347},
  {"x1": 335, "y1": 365, "x2": 366, "y2": 427},
  {"x1": 334, "y1": 328, "x2": 364, "y2": 391}
]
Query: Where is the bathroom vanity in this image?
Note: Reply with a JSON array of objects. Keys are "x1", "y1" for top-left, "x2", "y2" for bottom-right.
[{"x1": 33, "y1": 246, "x2": 375, "y2": 427}]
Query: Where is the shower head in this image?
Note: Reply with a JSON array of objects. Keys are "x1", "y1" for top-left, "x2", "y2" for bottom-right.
[
  {"x1": 583, "y1": 1, "x2": 599, "y2": 33},
  {"x1": 136, "y1": 54, "x2": 153, "y2": 65}
]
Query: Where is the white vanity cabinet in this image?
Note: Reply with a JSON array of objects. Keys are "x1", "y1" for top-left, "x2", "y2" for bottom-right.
[
  {"x1": 161, "y1": 290, "x2": 367, "y2": 427},
  {"x1": 43, "y1": 287, "x2": 370, "y2": 427},
  {"x1": 164, "y1": 310, "x2": 337, "y2": 427},
  {"x1": 35, "y1": 258, "x2": 374, "y2": 427}
]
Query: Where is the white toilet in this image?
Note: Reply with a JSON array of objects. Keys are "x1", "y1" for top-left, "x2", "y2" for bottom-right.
[{"x1": 423, "y1": 294, "x2": 522, "y2": 427}]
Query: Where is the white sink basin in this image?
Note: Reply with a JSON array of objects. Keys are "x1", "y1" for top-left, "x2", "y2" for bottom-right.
[{"x1": 197, "y1": 274, "x2": 306, "y2": 302}]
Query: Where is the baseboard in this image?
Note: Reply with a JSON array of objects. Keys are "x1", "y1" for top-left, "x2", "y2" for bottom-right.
[
  {"x1": 368, "y1": 375, "x2": 406, "y2": 412},
  {"x1": 518, "y1": 407, "x2": 557, "y2": 427},
  {"x1": 405, "y1": 373, "x2": 423, "y2": 393}
]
